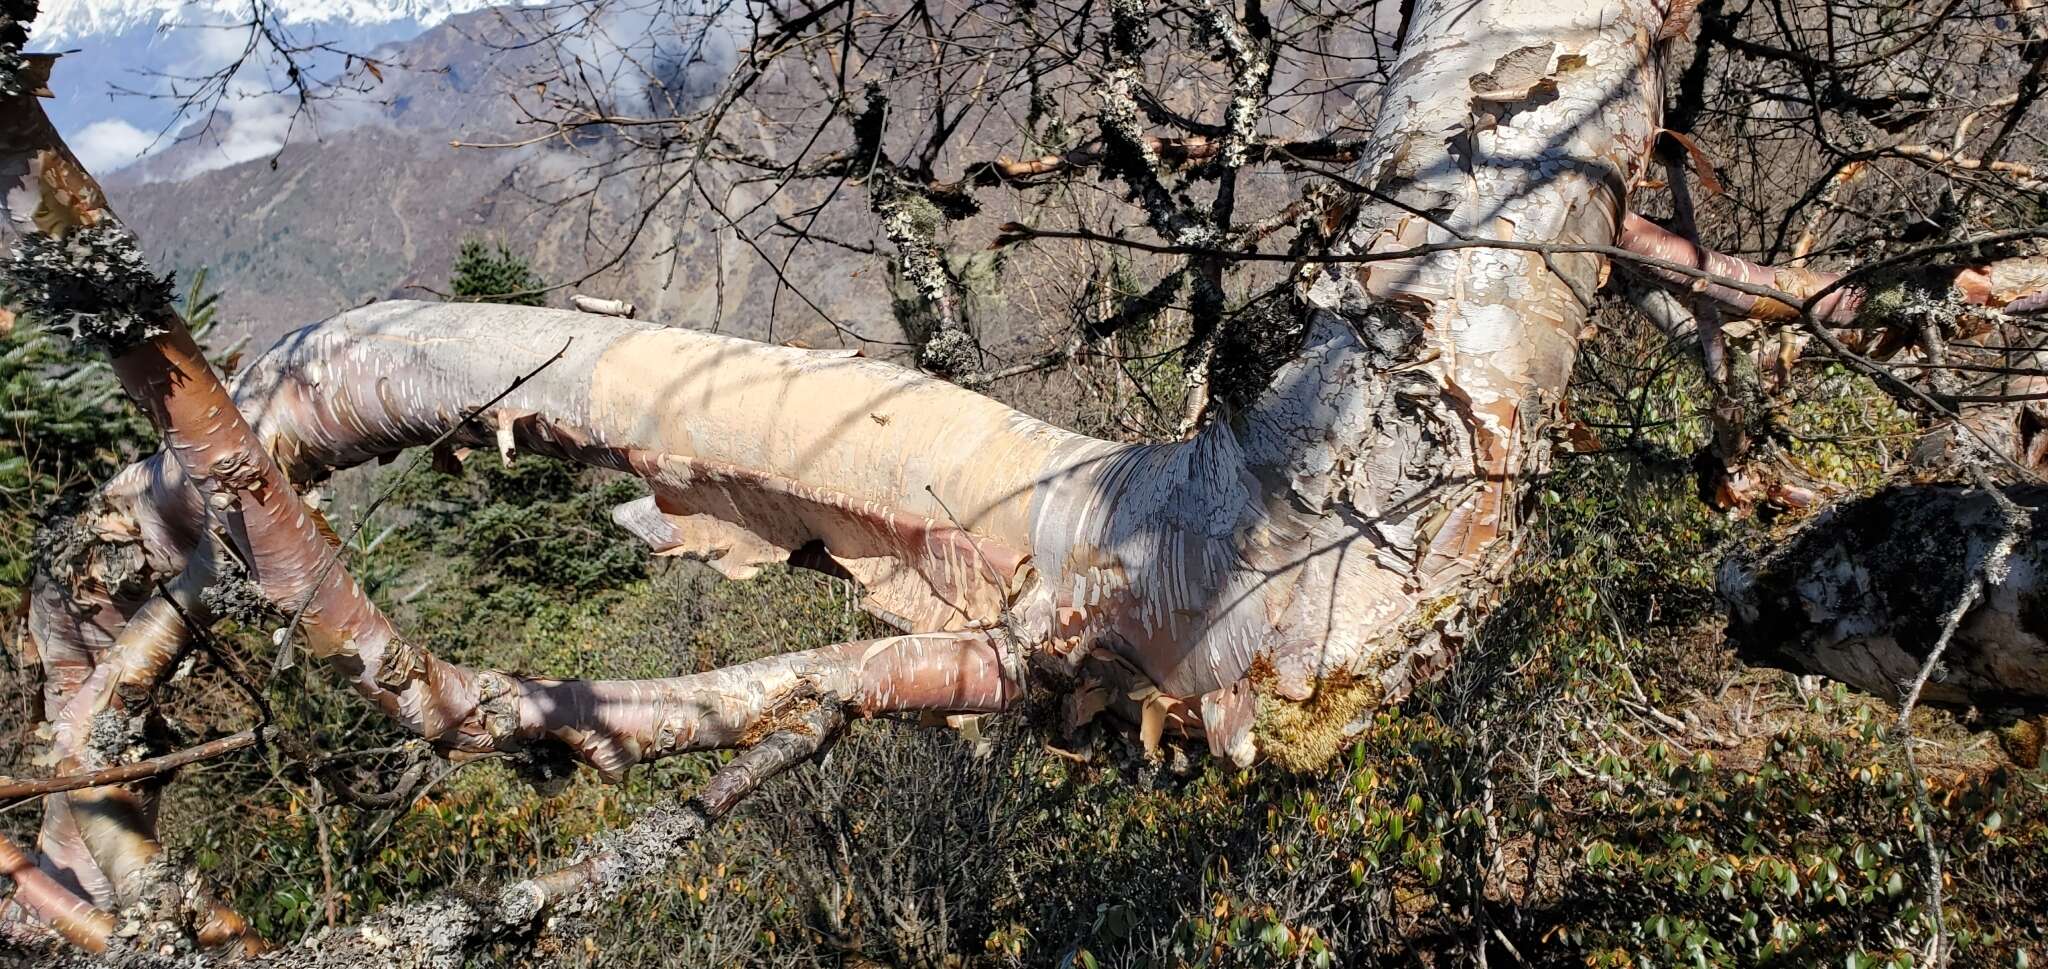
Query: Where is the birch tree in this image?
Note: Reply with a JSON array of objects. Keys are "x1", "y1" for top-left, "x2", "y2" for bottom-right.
[{"x1": 2, "y1": 0, "x2": 2046, "y2": 960}]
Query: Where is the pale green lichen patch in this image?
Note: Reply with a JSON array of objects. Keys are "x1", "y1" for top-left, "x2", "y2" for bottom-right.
[
  {"x1": 1849, "y1": 275, "x2": 1943, "y2": 332},
  {"x1": 3, "y1": 224, "x2": 175, "y2": 351}
]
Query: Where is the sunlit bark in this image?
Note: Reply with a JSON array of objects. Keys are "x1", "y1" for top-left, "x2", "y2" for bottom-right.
[
  {"x1": 9, "y1": 0, "x2": 1674, "y2": 802},
  {"x1": 2, "y1": 0, "x2": 1687, "y2": 954}
]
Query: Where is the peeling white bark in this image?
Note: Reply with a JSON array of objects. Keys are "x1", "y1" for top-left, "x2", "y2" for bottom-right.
[
  {"x1": 7, "y1": 8, "x2": 1680, "y2": 954},
  {"x1": 0, "y1": 0, "x2": 1793, "y2": 954},
  {"x1": 59, "y1": 0, "x2": 1670, "y2": 771}
]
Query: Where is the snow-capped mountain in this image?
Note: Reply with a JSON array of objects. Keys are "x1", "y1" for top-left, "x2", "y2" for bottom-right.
[
  {"x1": 32, "y1": 0, "x2": 510, "y2": 44},
  {"x1": 32, "y1": 0, "x2": 527, "y2": 174}
]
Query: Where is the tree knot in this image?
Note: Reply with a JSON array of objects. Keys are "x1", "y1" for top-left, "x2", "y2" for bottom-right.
[{"x1": 472, "y1": 669, "x2": 525, "y2": 747}]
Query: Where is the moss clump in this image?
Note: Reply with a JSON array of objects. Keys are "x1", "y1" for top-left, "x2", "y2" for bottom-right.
[
  {"x1": 1251, "y1": 672, "x2": 1383, "y2": 773},
  {"x1": 1854, "y1": 276, "x2": 1914, "y2": 325},
  {"x1": 1998, "y1": 714, "x2": 2047, "y2": 769}
]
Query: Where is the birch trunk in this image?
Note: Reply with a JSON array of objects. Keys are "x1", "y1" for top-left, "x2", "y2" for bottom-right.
[{"x1": 34, "y1": 0, "x2": 1667, "y2": 771}]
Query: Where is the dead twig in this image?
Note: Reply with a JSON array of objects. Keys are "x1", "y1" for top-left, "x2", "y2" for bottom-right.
[{"x1": 0, "y1": 728, "x2": 260, "y2": 803}]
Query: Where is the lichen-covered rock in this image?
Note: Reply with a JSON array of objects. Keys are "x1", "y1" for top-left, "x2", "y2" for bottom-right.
[{"x1": 1719, "y1": 484, "x2": 2048, "y2": 717}]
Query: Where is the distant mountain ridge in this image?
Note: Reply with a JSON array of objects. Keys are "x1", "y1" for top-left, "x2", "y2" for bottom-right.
[
  {"x1": 33, "y1": 0, "x2": 516, "y2": 43},
  {"x1": 32, "y1": 0, "x2": 533, "y2": 173},
  {"x1": 88, "y1": 8, "x2": 905, "y2": 355}
]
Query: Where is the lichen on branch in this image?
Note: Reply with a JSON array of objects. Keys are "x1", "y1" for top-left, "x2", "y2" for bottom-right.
[{"x1": 3, "y1": 224, "x2": 175, "y2": 352}]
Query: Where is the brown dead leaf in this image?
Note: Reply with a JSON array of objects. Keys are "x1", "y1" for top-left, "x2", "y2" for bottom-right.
[
  {"x1": 1561, "y1": 419, "x2": 1604, "y2": 454},
  {"x1": 306, "y1": 505, "x2": 345, "y2": 549},
  {"x1": 1659, "y1": 130, "x2": 1725, "y2": 195}
]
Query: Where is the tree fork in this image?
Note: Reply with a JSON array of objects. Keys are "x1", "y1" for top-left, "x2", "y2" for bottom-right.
[
  {"x1": 62, "y1": 0, "x2": 2037, "y2": 957},
  {"x1": 24, "y1": 0, "x2": 1676, "y2": 782},
  {"x1": 0, "y1": 41, "x2": 1012, "y2": 959}
]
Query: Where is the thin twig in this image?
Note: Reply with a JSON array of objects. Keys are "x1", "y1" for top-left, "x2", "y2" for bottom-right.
[
  {"x1": 1890, "y1": 473, "x2": 2029, "y2": 969},
  {"x1": 0, "y1": 728, "x2": 260, "y2": 803}
]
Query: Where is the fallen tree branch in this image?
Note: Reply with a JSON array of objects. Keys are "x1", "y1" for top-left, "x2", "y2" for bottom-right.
[
  {"x1": 0, "y1": 729, "x2": 259, "y2": 804},
  {"x1": 1884, "y1": 144, "x2": 2048, "y2": 191},
  {"x1": 270, "y1": 337, "x2": 572, "y2": 673},
  {"x1": 1616, "y1": 212, "x2": 2048, "y2": 326},
  {"x1": 495, "y1": 695, "x2": 849, "y2": 927}
]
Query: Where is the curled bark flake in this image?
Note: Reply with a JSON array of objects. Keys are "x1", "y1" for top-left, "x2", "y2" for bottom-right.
[{"x1": 614, "y1": 451, "x2": 1031, "y2": 633}]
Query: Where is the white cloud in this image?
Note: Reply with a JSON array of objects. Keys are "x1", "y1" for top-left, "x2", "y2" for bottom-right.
[
  {"x1": 170, "y1": 79, "x2": 388, "y2": 177},
  {"x1": 550, "y1": 0, "x2": 738, "y2": 117},
  {"x1": 71, "y1": 118, "x2": 160, "y2": 171},
  {"x1": 153, "y1": 11, "x2": 392, "y2": 178},
  {"x1": 177, "y1": 85, "x2": 299, "y2": 177}
]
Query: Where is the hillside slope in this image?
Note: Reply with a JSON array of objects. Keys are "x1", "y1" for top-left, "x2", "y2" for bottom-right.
[{"x1": 97, "y1": 10, "x2": 901, "y2": 348}]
